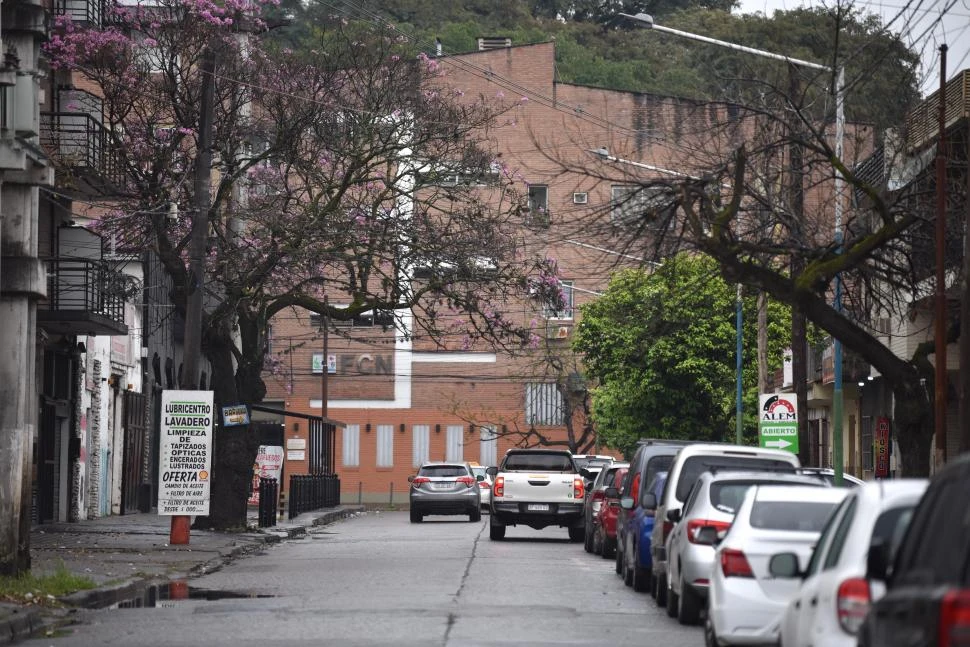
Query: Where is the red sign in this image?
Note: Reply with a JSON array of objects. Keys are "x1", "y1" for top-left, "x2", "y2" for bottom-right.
[{"x1": 874, "y1": 417, "x2": 891, "y2": 478}]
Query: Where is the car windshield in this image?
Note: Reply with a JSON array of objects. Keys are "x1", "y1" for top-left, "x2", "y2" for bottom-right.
[
  {"x1": 420, "y1": 465, "x2": 467, "y2": 478},
  {"x1": 504, "y1": 453, "x2": 573, "y2": 471},
  {"x1": 749, "y1": 501, "x2": 840, "y2": 531}
]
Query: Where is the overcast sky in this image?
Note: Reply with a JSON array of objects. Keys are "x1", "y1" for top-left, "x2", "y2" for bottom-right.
[{"x1": 734, "y1": 0, "x2": 970, "y2": 96}]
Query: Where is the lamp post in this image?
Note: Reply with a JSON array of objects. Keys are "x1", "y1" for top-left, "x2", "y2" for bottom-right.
[{"x1": 621, "y1": 12, "x2": 846, "y2": 480}]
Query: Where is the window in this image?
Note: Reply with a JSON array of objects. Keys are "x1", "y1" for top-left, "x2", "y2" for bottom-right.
[
  {"x1": 611, "y1": 184, "x2": 675, "y2": 226},
  {"x1": 822, "y1": 496, "x2": 859, "y2": 569},
  {"x1": 412, "y1": 424, "x2": 430, "y2": 467},
  {"x1": 527, "y1": 185, "x2": 549, "y2": 227},
  {"x1": 342, "y1": 424, "x2": 360, "y2": 467},
  {"x1": 573, "y1": 192, "x2": 588, "y2": 204},
  {"x1": 525, "y1": 382, "x2": 565, "y2": 426},
  {"x1": 805, "y1": 497, "x2": 851, "y2": 577},
  {"x1": 480, "y1": 425, "x2": 497, "y2": 466},
  {"x1": 446, "y1": 425, "x2": 464, "y2": 462},
  {"x1": 376, "y1": 424, "x2": 393, "y2": 467},
  {"x1": 750, "y1": 501, "x2": 841, "y2": 532},
  {"x1": 543, "y1": 280, "x2": 574, "y2": 320}
]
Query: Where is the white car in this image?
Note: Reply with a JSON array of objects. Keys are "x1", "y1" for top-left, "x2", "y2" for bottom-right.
[
  {"x1": 705, "y1": 485, "x2": 848, "y2": 647},
  {"x1": 770, "y1": 479, "x2": 928, "y2": 647},
  {"x1": 470, "y1": 465, "x2": 492, "y2": 510}
]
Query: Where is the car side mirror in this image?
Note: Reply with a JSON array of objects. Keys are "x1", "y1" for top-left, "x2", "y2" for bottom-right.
[
  {"x1": 620, "y1": 497, "x2": 635, "y2": 510},
  {"x1": 666, "y1": 507, "x2": 681, "y2": 523},
  {"x1": 640, "y1": 492, "x2": 657, "y2": 510},
  {"x1": 605, "y1": 487, "x2": 619, "y2": 498},
  {"x1": 476, "y1": 474, "x2": 485, "y2": 482},
  {"x1": 866, "y1": 538, "x2": 890, "y2": 582},
  {"x1": 485, "y1": 466, "x2": 498, "y2": 477},
  {"x1": 769, "y1": 552, "x2": 802, "y2": 578},
  {"x1": 407, "y1": 475, "x2": 415, "y2": 483}
]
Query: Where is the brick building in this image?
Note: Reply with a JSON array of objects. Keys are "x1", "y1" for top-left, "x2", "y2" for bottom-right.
[{"x1": 261, "y1": 39, "x2": 755, "y2": 504}]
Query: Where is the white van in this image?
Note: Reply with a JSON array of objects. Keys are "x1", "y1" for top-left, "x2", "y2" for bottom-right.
[{"x1": 646, "y1": 443, "x2": 801, "y2": 607}]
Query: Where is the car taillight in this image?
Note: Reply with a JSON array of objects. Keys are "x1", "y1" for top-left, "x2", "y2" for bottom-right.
[
  {"x1": 478, "y1": 481, "x2": 491, "y2": 489},
  {"x1": 574, "y1": 478, "x2": 585, "y2": 499},
  {"x1": 493, "y1": 476, "x2": 504, "y2": 498},
  {"x1": 663, "y1": 520, "x2": 674, "y2": 541},
  {"x1": 939, "y1": 589, "x2": 970, "y2": 647},
  {"x1": 836, "y1": 578, "x2": 871, "y2": 635},
  {"x1": 720, "y1": 548, "x2": 754, "y2": 578},
  {"x1": 686, "y1": 519, "x2": 731, "y2": 545},
  {"x1": 411, "y1": 477, "x2": 430, "y2": 486},
  {"x1": 456, "y1": 476, "x2": 476, "y2": 487},
  {"x1": 591, "y1": 490, "x2": 605, "y2": 512}
]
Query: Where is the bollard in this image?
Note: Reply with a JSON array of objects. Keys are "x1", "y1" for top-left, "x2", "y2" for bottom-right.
[
  {"x1": 358, "y1": 481, "x2": 362, "y2": 505},
  {"x1": 389, "y1": 482, "x2": 393, "y2": 507}
]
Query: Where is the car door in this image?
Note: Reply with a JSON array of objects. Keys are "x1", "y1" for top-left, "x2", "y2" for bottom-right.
[
  {"x1": 785, "y1": 495, "x2": 856, "y2": 647},
  {"x1": 667, "y1": 481, "x2": 701, "y2": 595}
]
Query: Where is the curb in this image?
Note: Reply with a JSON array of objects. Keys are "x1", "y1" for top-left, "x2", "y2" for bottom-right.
[{"x1": 0, "y1": 606, "x2": 45, "y2": 646}]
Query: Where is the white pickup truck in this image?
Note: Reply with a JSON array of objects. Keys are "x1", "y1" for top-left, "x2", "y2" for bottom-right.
[{"x1": 485, "y1": 449, "x2": 586, "y2": 541}]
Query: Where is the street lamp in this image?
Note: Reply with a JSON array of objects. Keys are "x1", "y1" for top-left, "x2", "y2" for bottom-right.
[{"x1": 621, "y1": 12, "x2": 847, "y2": 482}]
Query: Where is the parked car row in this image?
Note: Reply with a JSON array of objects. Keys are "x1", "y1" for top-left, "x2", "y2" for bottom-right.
[{"x1": 580, "y1": 438, "x2": 931, "y2": 647}]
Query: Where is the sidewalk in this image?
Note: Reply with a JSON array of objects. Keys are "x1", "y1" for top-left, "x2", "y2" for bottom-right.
[{"x1": 0, "y1": 506, "x2": 363, "y2": 645}]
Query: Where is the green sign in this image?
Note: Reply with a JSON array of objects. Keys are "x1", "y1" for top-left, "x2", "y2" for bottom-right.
[{"x1": 758, "y1": 393, "x2": 798, "y2": 454}]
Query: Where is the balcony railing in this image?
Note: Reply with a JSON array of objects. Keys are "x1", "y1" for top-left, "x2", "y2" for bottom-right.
[
  {"x1": 51, "y1": 0, "x2": 114, "y2": 26},
  {"x1": 38, "y1": 258, "x2": 129, "y2": 336},
  {"x1": 40, "y1": 112, "x2": 127, "y2": 195}
]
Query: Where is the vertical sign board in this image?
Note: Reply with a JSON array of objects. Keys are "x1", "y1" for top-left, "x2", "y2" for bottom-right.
[
  {"x1": 758, "y1": 393, "x2": 799, "y2": 454},
  {"x1": 874, "y1": 417, "x2": 891, "y2": 478},
  {"x1": 159, "y1": 390, "x2": 214, "y2": 515}
]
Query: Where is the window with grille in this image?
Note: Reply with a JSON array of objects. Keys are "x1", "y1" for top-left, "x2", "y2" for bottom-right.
[
  {"x1": 342, "y1": 424, "x2": 360, "y2": 467},
  {"x1": 412, "y1": 424, "x2": 430, "y2": 467},
  {"x1": 527, "y1": 185, "x2": 549, "y2": 227},
  {"x1": 543, "y1": 280, "x2": 574, "y2": 320},
  {"x1": 525, "y1": 383, "x2": 565, "y2": 426},
  {"x1": 480, "y1": 426, "x2": 498, "y2": 466},
  {"x1": 446, "y1": 425, "x2": 464, "y2": 462},
  {"x1": 611, "y1": 184, "x2": 675, "y2": 227},
  {"x1": 376, "y1": 424, "x2": 394, "y2": 467}
]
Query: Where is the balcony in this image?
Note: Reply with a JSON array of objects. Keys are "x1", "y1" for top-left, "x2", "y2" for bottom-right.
[
  {"x1": 40, "y1": 112, "x2": 127, "y2": 196},
  {"x1": 38, "y1": 258, "x2": 129, "y2": 336},
  {"x1": 51, "y1": 0, "x2": 115, "y2": 27}
]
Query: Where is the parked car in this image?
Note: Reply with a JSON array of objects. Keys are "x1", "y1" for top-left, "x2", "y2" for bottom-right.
[
  {"x1": 583, "y1": 462, "x2": 629, "y2": 553},
  {"x1": 408, "y1": 462, "x2": 483, "y2": 523},
  {"x1": 469, "y1": 464, "x2": 493, "y2": 510},
  {"x1": 856, "y1": 454, "x2": 970, "y2": 647},
  {"x1": 705, "y1": 485, "x2": 848, "y2": 646},
  {"x1": 796, "y1": 467, "x2": 866, "y2": 487},
  {"x1": 769, "y1": 479, "x2": 928, "y2": 647},
  {"x1": 593, "y1": 465, "x2": 628, "y2": 558},
  {"x1": 650, "y1": 444, "x2": 802, "y2": 607},
  {"x1": 616, "y1": 439, "x2": 694, "y2": 593},
  {"x1": 575, "y1": 454, "x2": 615, "y2": 488},
  {"x1": 665, "y1": 469, "x2": 828, "y2": 625}
]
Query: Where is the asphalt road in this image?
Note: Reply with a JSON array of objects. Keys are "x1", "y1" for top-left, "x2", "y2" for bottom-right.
[{"x1": 51, "y1": 511, "x2": 702, "y2": 646}]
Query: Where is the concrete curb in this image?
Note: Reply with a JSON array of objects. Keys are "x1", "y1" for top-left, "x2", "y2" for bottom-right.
[{"x1": 0, "y1": 606, "x2": 45, "y2": 646}]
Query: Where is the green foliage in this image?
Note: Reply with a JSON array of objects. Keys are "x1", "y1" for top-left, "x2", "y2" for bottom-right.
[
  {"x1": 0, "y1": 563, "x2": 95, "y2": 605},
  {"x1": 574, "y1": 254, "x2": 792, "y2": 454}
]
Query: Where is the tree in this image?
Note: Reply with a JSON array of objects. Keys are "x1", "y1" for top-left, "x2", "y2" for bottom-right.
[
  {"x1": 574, "y1": 255, "x2": 792, "y2": 457},
  {"x1": 45, "y1": 2, "x2": 549, "y2": 528}
]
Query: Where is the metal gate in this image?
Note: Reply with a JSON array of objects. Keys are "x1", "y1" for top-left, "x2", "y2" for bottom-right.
[{"x1": 121, "y1": 391, "x2": 147, "y2": 514}]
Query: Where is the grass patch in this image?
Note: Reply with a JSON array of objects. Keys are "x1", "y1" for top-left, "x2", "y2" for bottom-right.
[{"x1": 0, "y1": 564, "x2": 96, "y2": 605}]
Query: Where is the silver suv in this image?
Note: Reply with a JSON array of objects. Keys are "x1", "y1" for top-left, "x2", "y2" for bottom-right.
[
  {"x1": 648, "y1": 443, "x2": 801, "y2": 608},
  {"x1": 665, "y1": 468, "x2": 827, "y2": 625},
  {"x1": 408, "y1": 462, "x2": 483, "y2": 523}
]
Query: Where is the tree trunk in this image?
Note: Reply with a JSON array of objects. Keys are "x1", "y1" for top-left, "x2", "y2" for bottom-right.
[{"x1": 892, "y1": 381, "x2": 933, "y2": 477}]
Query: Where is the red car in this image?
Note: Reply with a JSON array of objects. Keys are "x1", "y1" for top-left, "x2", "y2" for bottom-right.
[{"x1": 593, "y1": 467, "x2": 628, "y2": 558}]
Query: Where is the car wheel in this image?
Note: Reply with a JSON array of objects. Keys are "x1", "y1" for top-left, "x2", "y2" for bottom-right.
[
  {"x1": 615, "y1": 542, "x2": 624, "y2": 574},
  {"x1": 678, "y1": 578, "x2": 702, "y2": 625},
  {"x1": 666, "y1": 581, "x2": 679, "y2": 618},
  {"x1": 632, "y1": 552, "x2": 651, "y2": 593},
  {"x1": 655, "y1": 572, "x2": 668, "y2": 607},
  {"x1": 584, "y1": 523, "x2": 595, "y2": 553},
  {"x1": 593, "y1": 528, "x2": 604, "y2": 555},
  {"x1": 602, "y1": 537, "x2": 615, "y2": 559},
  {"x1": 469, "y1": 508, "x2": 481, "y2": 522},
  {"x1": 623, "y1": 556, "x2": 634, "y2": 587},
  {"x1": 568, "y1": 526, "x2": 584, "y2": 542},
  {"x1": 489, "y1": 518, "x2": 506, "y2": 540},
  {"x1": 704, "y1": 614, "x2": 721, "y2": 647},
  {"x1": 409, "y1": 509, "x2": 422, "y2": 523}
]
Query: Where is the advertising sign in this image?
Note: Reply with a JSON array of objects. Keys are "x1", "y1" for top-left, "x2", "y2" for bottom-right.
[
  {"x1": 247, "y1": 445, "x2": 285, "y2": 506},
  {"x1": 159, "y1": 390, "x2": 214, "y2": 515},
  {"x1": 758, "y1": 393, "x2": 799, "y2": 454},
  {"x1": 311, "y1": 353, "x2": 337, "y2": 374},
  {"x1": 221, "y1": 404, "x2": 250, "y2": 427},
  {"x1": 874, "y1": 417, "x2": 891, "y2": 478}
]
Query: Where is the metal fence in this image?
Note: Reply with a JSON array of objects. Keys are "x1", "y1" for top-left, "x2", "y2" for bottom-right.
[
  {"x1": 257, "y1": 478, "x2": 279, "y2": 528},
  {"x1": 288, "y1": 474, "x2": 340, "y2": 519}
]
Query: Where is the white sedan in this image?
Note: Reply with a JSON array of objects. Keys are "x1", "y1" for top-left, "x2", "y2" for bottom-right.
[
  {"x1": 705, "y1": 485, "x2": 849, "y2": 647},
  {"x1": 771, "y1": 479, "x2": 928, "y2": 647}
]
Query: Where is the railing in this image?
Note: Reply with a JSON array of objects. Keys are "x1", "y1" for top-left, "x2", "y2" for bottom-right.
[
  {"x1": 51, "y1": 0, "x2": 112, "y2": 26},
  {"x1": 43, "y1": 258, "x2": 126, "y2": 323},
  {"x1": 40, "y1": 112, "x2": 127, "y2": 193},
  {"x1": 288, "y1": 474, "x2": 340, "y2": 519},
  {"x1": 257, "y1": 478, "x2": 279, "y2": 528},
  {"x1": 906, "y1": 69, "x2": 970, "y2": 152}
]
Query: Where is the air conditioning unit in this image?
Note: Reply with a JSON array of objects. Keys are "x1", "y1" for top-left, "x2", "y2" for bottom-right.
[{"x1": 573, "y1": 192, "x2": 588, "y2": 204}]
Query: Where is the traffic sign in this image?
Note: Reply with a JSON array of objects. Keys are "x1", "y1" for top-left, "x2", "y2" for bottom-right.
[{"x1": 758, "y1": 393, "x2": 798, "y2": 455}]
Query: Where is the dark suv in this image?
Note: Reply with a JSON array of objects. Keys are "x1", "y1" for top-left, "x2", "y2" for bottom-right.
[
  {"x1": 615, "y1": 439, "x2": 694, "y2": 593},
  {"x1": 858, "y1": 453, "x2": 970, "y2": 647}
]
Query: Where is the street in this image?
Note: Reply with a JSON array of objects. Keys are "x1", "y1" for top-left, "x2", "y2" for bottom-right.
[{"x1": 50, "y1": 511, "x2": 701, "y2": 646}]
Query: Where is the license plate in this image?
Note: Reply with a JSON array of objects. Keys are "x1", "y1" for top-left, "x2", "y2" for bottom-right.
[
  {"x1": 431, "y1": 483, "x2": 452, "y2": 490},
  {"x1": 527, "y1": 503, "x2": 550, "y2": 512}
]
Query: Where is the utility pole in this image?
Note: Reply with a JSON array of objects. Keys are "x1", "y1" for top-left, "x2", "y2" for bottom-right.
[
  {"x1": 321, "y1": 295, "x2": 329, "y2": 418},
  {"x1": 934, "y1": 45, "x2": 948, "y2": 471},
  {"x1": 172, "y1": 46, "x2": 215, "y2": 545},
  {"x1": 961, "y1": 68, "x2": 970, "y2": 455}
]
